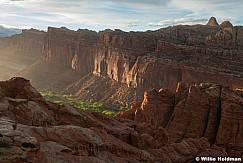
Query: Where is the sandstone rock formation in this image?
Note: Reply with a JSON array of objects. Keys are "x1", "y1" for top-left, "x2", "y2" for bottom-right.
[
  {"x1": 0, "y1": 29, "x2": 45, "y2": 80},
  {"x1": 216, "y1": 87, "x2": 243, "y2": 157},
  {"x1": 206, "y1": 17, "x2": 219, "y2": 26},
  {"x1": 131, "y1": 88, "x2": 174, "y2": 128},
  {"x1": 220, "y1": 21, "x2": 233, "y2": 28},
  {"x1": 0, "y1": 77, "x2": 237, "y2": 162},
  {"x1": 1, "y1": 17, "x2": 243, "y2": 107},
  {"x1": 117, "y1": 82, "x2": 243, "y2": 158}
]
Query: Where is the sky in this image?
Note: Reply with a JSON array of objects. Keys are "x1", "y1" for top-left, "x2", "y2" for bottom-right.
[{"x1": 0, "y1": 0, "x2": 242, "y2": 32}]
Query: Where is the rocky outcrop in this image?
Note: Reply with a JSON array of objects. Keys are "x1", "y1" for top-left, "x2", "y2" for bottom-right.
[
  {"x1": 216, "y1": 87, "x2": 243, "y2": 157},
  {"x1": 166, "y1": 83, "x2": 222, "y2": 143},
  {"x1": 220, "y1": 21, "x2": 233, "y2": 28},
  {"x1": 118, "y1": 82, "x2": 243, "y2": 157},
  {"x1": 0, "y1": 77, "x2": 234, "y2": 162},
  {"x1": 133, "y1": 88, "x2": 174, "y2": 127},
  {"x1": 0, "y1": 77, "x2": 43, "y2": 101},
  {"x1": 206, "y1": 17, "x2": 219, "y2": 26}
]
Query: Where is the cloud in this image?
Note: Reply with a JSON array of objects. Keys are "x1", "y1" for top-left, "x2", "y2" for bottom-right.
[
  {"x1": 124, "y1": 20, "x2": 140, "y2": 27},
  {"x1": 44, "y1": 0, "x2": 171, "y2": 9},
  {"x1": 149, "y1": 18, "x2": 208, "y2": 26},
  {"x1": 0, "y1": 0, "x2": 172, "y2": 29},
  {"x1": 0, "y1": 0, "x2": 242, "y2": 31},
  {"x1": 170, "y1": 0, "x2": 243, "y2": 23}
]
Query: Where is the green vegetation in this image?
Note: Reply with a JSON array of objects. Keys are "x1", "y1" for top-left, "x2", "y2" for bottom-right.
[
  {"x1": 119, "y1": 106, "x2": 128, "y2": 111},
  {"x1": 40, "y1": 91, "x2": 127, "y2": 116}
]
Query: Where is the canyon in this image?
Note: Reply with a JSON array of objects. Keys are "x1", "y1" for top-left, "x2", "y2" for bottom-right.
[
  {"x1": 0, "y1": 17, "x2": 242, "y2": 162},
  {"x1": 0, "y1": 77, "x2": 242, "y2": 162},
  {"x1": 0, "y1": 17, "x2": 242, "y2": 107}
]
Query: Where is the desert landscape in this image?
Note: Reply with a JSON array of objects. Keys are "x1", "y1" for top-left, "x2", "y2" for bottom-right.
[
  {"x1": 0, "y1": 16, "x2": 242, "y2": 163},
  {"x1": 0, "y1": 0, "x2": 242, "y2": 162}
]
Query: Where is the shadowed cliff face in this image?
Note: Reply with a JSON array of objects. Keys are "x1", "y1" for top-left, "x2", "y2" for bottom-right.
[
  {"x1": 0, "y1": 29, "x2": 45, "y2": 80},
  {"x1": 42, "y1": 27, "x2": 98, "y2": 75},
  {"x1": 0, "y1": 29, "x2": 45, "y2": 58},
  {"x1": 1, "y1": 77, "x2": 240, "y2": 162},
  {"x1": 1, "y1": 19, "x2": 243, "y2": 106}
]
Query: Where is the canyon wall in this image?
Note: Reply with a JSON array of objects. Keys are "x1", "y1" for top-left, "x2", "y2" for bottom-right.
[
  {"x1": 1, "y1": 18, "x2": 242, "y2": 105},
  {"x1": 0, "y1": 28, "x2": 45, "y2": 57},
  {"x1": 0, "y1": 29, "x2": 45, "y2": 80},
  {"x1": 42, "y1": 27, "x2": 98, "y2": 74},
  {"x1": 40, "y1": 21, "x2": 243, "y2": 93}
]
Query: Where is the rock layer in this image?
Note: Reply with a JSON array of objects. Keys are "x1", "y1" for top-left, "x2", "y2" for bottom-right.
[{"x1": 1, "y1": 18, "x2": 243, "y2": 107}]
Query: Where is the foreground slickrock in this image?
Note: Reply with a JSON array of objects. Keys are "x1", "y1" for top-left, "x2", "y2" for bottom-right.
[{"x1": 0, "y1": 77, "x2": 242, "y2": 162}]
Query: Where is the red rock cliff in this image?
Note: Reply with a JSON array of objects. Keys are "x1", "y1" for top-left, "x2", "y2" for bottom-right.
[
  {"x1": 116, "y1": 82, "x2": 243, "y2": 157},
  {"x1": 0, "y1": 28, "x2": 45, "y2": 57},
  {"x1": 5, "y1": 18, "x2": 242, "y2": 106},
  {"x1": 0, "y1": 29, "x2": 46, "y2": 80},
  {"x1": 40, "y1": 21, "x2": 243, "y2": 94}
]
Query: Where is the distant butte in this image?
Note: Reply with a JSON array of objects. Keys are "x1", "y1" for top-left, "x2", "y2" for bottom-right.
[
  {"x1": 220, "y1": 21, "x2": 233, "y2": 28},
  {"x1": 206, "y1": 16, "x2": 219, "y2": 26}
]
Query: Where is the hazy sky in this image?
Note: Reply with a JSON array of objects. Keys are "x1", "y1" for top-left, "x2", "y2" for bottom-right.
[{"x1": 0, "y1": 0, "x2": 242, "y2": 31}]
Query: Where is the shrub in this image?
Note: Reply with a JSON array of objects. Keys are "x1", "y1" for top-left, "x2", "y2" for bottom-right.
[
  {"x1": 119, "y1": 106, "x2": 128, "y2": 111},
  {"x1": 102, "y1": 110, "x2": 116, "y2": 115},
  {"x1": 41, "y1": 91, "x2": 121, "y2": 116},
  {"x1": 53, "y1": 100, "x2": 64, "y2": 105}
]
